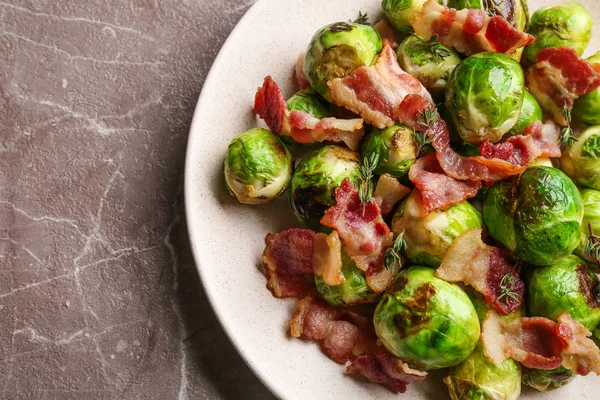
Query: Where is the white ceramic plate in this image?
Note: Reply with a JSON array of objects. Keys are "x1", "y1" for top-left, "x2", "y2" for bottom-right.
[{"x1": 185, "y1": 1, "x2": 600, "y2": 398}]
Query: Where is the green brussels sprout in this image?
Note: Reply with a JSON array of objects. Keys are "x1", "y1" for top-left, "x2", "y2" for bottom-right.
[
  {"x1": 522, "y1": 366, "x2": 575, "y2": 392},
  {"x1": 281, "y1": 89, "x2": 332, "y2": 147},
  {"x1": 576, "y1": 189, "x2": 600, "y2": 266},
  {"x1": 303, "y1": 22, "x2": 382, "y2": 101},
  {"x1": 446, "y1": 53, "x2": 525, "y2": 144},
  {"x1": 382, "y1": 0, "x2": 428, "y2": 35},
  {"x1": 444, "y1": 342, "x2": 521, "y2": 400},
  {"x1": 524, "y1": 2, "x2": 593, "y2": 65},
  {"x1": 396, "y1": 35, "x2": 462, "y2": 99},
  {"x1": 360, "y1": 125, "x2": 417, "y2": 178},
  {"x1": 561, "y1": 126, "x2": 600, "y2": 190},
  {"x1": 391, "y1": 190, "x2": 483, "y2": 267},
  {"x1": 506, "y1": 90, "x2": 543, "y2": 137},
  {"x1": 526, "y1": 255, "x2": 600, "y2": 331},
  {"x1": 224, "y1": 128, "x2": 293, "y2": 204},
  {"x1": 374, "y1": 266, "x2": 480, "y2": 369},
  {"x1": 314, "y1": 252, "x2": 378, "y2": 306},
  {"x1": 483, "y1": 166, "x2": 583, "y2": 266},
  {"x1": 289, "y1": 145, "x2": 361, "y2": 229},
  {"x1": 574, "y1": 52, "x2": 600, "y2": 126}
]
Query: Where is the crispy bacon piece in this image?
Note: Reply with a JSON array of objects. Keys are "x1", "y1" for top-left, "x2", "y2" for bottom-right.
[
  {"x1": 327, "y1": 43, "x2": 432, "y2": 129},
  {"x1": 312, "y1": 232, "x2": 344, "y2": 286},
  {"x1": 396, "y1": 95, "x2": 560, "y2": 182},
  {"x1": 373, "y1": 174, "x2": 410, "y2": 216},
  {"x1": 527, "y1": 47, "x2": 600, "y2": 125},
  {"x1": 412, "y1": 0, "x2": 534, "y2": 56},
  {"x1": 320, "y1": 179, "x2": 394, "y2": 293},
  {"x1": 437, "y1": 228, "x2": 525, "y2": 315},
  {"x1": 295, "y1": 53, "x2": 309, "y2": 90},
  {"x1": 291, "y1": 296, "x2": 427, "y2": 392},
  {"x1": 262, "y1": 229, "x2": 316, "y2": 298},
  {"x1": 408, "y1": 153, "x2": 481, "y2": 214},
  {"x1": 557, "y1": 314, "x2": 600, "y2": 376},
  {"x1": 254, "y1": 76, "x2": 364, "y2": 150}
]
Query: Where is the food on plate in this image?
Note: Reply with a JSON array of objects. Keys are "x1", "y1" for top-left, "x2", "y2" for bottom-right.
[
  {"x1": 524, "y1": 2, "x2": 593, "y2": 64},
  {"x1": 223, "y1": 128, "x2": 292, "y2": 204},
  {"x1": 391, "y1": 190, "x2": 482, "y2": 267},
  {"x1": 483, "y1": 166, "x2": 583, "y2": 266},
  {"x1": 303, "y1": 21, "x2": 383, "y2": 101},
  {"x1": 561, "y1": 126, "x2": 600, "y2": 190},
  {"x1": 374, "y1": 266, "x2": 481, "y2": 369},
  {"x1": 223, "y1": 0, "x2": 600, "y2": 394},
  {"x1": 396, "y1": 34, "x2": 461, "y2": 99}
]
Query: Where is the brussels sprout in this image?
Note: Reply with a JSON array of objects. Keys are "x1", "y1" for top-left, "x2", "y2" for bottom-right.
[
  {"x1": 506, "y1": 90, "x2": 543, "y2": 137},
  {"x1": 446, "y1": 53, "x2": 525, "y2": 144},
  {"x1": 382, "y1": 0, "x2": 427, "y2": 35},
  {"x1": 391, "y1": 190, "x2": 483, "y2": 267},
  {"x1": 526, "y1": 255, "x2": 600, "y2": 331},
  {"x1": 303, "y1": 22, "x2": 382, "y2": 101},
  {"x1": 444, "y1": 342, "x2": 521, "y2": 400},
  {"x1": 281, "y1": 89, "x2": 332, "y2": 147},
  {"x1": 576, "y1": 189, "x2": 600, "y2": 266},
  {"x1": 289, "y1": 145, "x2": 361, "y2": 229},
  {"x1": 522, "y1": 366, "x2": 575, "y2": 392},
  {"x1": 361, "y1": 125, "x2": 417, "y2": 178},
  {"x1": 524, "y1": 2, "x2": 593, "y2": 65},
  {"x1": 574, "y1": 52, "x2": 600, "y2": 126},
  {"x1": 224, "y1": 128, "x2": 293, "y2": 204},
  {"x1": 374, "y1": 266, "x2": 480, "y2": 369},
  {"x1": 529, "y1": 157, "x2": 553, "y2": 167},
  {"x1": 561, "y1": 126, "x2": 600, "y2": 190},
  {"x1": 483, "y1": 166, "x2": 583, "y2": 266},
  {"x1": 314, "y1": 252, "x2": 378, "y2": 306},
  {"x1": 396, "y1": 35, "x2": 462, "y2": 99}
]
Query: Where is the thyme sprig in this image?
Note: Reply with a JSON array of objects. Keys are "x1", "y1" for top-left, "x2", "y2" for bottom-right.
[
  {"x1": 583, "y1": 222, "x2": 600, "y2": 267},
  {"x1": 384, "y1": 231, "x2": 407, "y2": 272},
  {"x1": 559, "y1": 107, "x2": 578, "y2": 147},
  {"x1": 353, "y1": 11, "x2": 369, "y2": 25},
  {"x1": 498, "y1": 274, "x2": 519, "y2": 304},
  {"x1": 412, "y1": 107, "x2": 438, "y2": 157},
  {"x1": 358, "y1": 153, "x2": 379, "y2": 204},
  {"x1": 412, "y1": 34, "x2": 451, "y2": 63}
]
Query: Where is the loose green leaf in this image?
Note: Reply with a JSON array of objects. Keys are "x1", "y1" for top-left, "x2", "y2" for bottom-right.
[{"x1": 411, "y1": 34, "x2": 452, "y2": 63}]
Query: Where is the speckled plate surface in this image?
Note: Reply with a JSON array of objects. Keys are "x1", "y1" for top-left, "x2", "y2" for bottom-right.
[{"x1": 184, "y1": 0, "x2": 600, "y2": 398}]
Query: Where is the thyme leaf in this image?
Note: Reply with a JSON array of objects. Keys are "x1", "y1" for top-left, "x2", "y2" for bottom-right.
[
  {"x1": 497, "y1": 274, "x2": 519, "y2": 304},
  {"x1": 358, "y1": 153, "x2": 379, "y2": 205},
  {"x1": 412, "y1": 106, "x2": 438, "y2": 157},
  {"x1": 559, "y1": 107, "x2": 578, "y2": 147},
  {"x1": 411, "y1": 34, "x2": 451, "y2": 63},
  {"x1": 384, "y1": 231, "x2": 407, "y2": 272},
  {"x1": 353, "y1": 11, "x2": 369, "y2": 25}
]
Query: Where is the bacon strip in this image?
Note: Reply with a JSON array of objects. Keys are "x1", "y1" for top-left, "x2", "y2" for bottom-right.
[
  {"x1": 557, "y1": 314, "x2": 600, "y2": 376},
  {"x1": 408, "y1": 153, "x2": 481, "y2": 214},
  {"x1": 373, "y1": 173, "x2": 410, "y2": 216},
  {"x1": 320, "y1": 179, "x2": 394, "y2": 293},
  {"x1": 413, "y1": 0, "x2": 534, "y2": 56},
  {"x1": 327, "y1": 43, "x2": 432, "y2": 129},
  {"x1": 312, "y1": 232, "x2": 344, "y2": 286},
  {"x1": 527, "y1": 47, "x2": 600, "y2": 125},
  {"x1": 396, "y1": 95, "x2": 561, "y2": 182},
  {"x1": 437, "y1": 228, "x2": 525, "y2": 315},
  {"x1": 254, "y1": 76, "x2": 364, "y2": 150},
  {"x1": 290, "y1": 296, "x2": 427, "y2": 392},
  {"x1": 262, "y1": 229, "x2": 316, "y2": 298}
]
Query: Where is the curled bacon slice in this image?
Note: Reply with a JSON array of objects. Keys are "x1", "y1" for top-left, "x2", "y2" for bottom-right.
[
  {"x1": 312, "y1": 231, "x2": 344, "y2": 286},
  {"x1": 291, "y1": 296, "x2": 427, "y2": 392},
  {"x1": 327, "y1": 43, "x2": 432, "y2": 129},
  {"x1": 254, "y1": 76, "x2": 364, "y2": 150},
  {"x1": 320, "y1": 179, "x2": 394, "y2": 293},
  {"x1": 557, "y1": 314, "x2": 600, "y2": 376},
  {"x1": 437, "y1": 228, "x2": 525, "y2": 315},
  {"x1": 262, "y1": 229, "x2": 316, "y2": 298},
  {"x1": 408, "y1": 153, "x2": 481, "y2": 214},
  {"x1": 412, "y1": 0, "x2": 534, "y2": 56},
  {"x1": 527, "y1": 47, "x2": 600, "y2": 125},
  {"x1": 373, "y1": 173, "x2": 410, "y2": 216}
]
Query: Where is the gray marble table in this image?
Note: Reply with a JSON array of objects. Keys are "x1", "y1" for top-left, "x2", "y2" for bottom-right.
[{"x1": 0, "y1": 0, "x2": 274, "y2": 398}]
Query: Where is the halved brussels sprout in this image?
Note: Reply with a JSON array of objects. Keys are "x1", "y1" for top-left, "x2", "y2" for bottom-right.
[
  {"x1": 361, "y1": 124, "x2": 417, "y2": 178},
  {"x1": 374, "y1": 266, "x2": 480, "y2": 370},
  {"x1": 303, "y1": 22, "x2": 382, "y2": 101},
  {"x1": 289, "y1": 145, "x2": 361, "y2": 229},
  {"x1": 526, "y1": 255, "x2": 600, "y2": 331},
  {"x1": 446, "y1": 53, "x2": 525, "y2": 144},
  {"x1": 314, "y1": 252, "x2": 378, "y2": 306},
  {"x1": 382, "y1": 0, "x2": 428, "y2": 35},
  {"x1": 224, "y1": 128, "x2": 293, "y2": 204},
  {"x1": 576, "y1": 189, "x2": 600, "y2": 266},
  {"x1": 281, "y1": 89, "x2": 332, "y2": 147},
  {"x1": 524, "y1": 2, "x2": 593, "y2": 64},
  {"x1": 396, "y1": 35, "x2": 462, "y2": 99},
  {"x1": 444, "y1": 342, "x2": 521, "y2": 400},
  {"x1": 574, "y1": 52, "x2": 600, "y2": 126},
  {"x1": 522, "y1": 366, "x2": 575, "y2": 392},
  {"x1": 507, "y1": 90, "x2": 543, "y2": 137},
  {"x1": 561, "y1": 126, "x2": 600, "y2": 190},
  {"x1": 391, "y1": 190, "x2": 483, "y2": 267},
  {"x1": 483, "y1": 166, "x2": 583, "y2": 266}
]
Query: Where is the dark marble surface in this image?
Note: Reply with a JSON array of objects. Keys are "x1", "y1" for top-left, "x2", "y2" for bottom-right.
[{"x1": 0, "y1": 0, "x2": 274, "y2": 398}]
